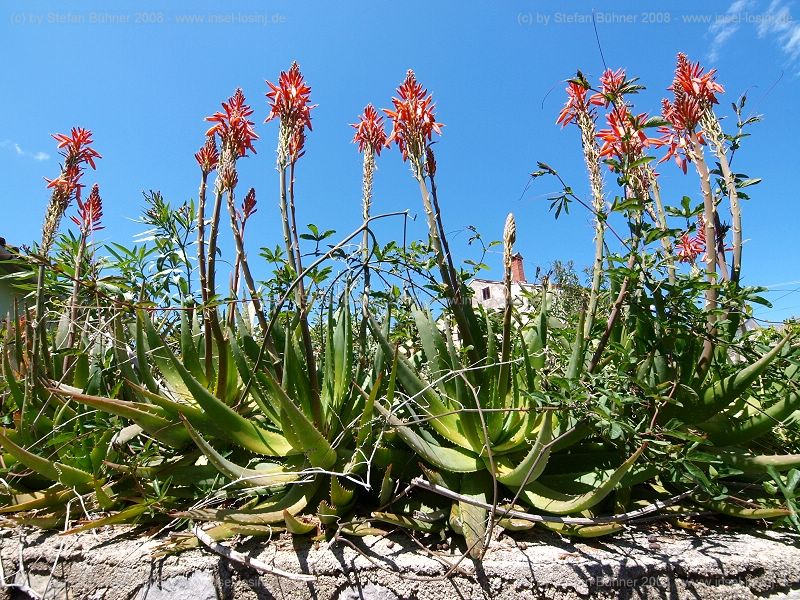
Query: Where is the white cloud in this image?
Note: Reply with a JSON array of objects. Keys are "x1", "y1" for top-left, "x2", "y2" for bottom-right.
[
  {"x1": 709, "y1": 0, "x2": 755, "y2": 61},
  {"x1": 0, "y1": 139, "x2": 50, "y2": 161},
  {"x1": 708, "y1": 0, "x2": 800, "y2": 67}
]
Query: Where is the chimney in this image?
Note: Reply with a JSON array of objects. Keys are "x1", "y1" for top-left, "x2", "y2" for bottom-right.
[{"x1": 511, "y1": 252, "x2": 526, "y2": 283}]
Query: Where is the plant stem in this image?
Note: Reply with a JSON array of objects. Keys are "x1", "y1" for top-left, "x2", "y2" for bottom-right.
[
  {"x1": 63, "y1": 233, "x2": 87, "y2": 375},
  {"x1": 690, "y1": 132, "x2": 718, "y2": 379}
]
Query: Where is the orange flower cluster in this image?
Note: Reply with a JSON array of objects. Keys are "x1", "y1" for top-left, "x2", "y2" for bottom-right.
[
  {"x1": 265, "y1": 62, "x2": 316, "y2": 161},
  {"x1": 352, "y1": 104, "x2": 387, "y2": 155},
  {"x1": 70, "y1": 183, "x2": 104, "y2": 233},
  {"x1": 384, "y1": 70, "x2": 443, "y2": 163},
  {"x1": 556, "y1": 81, "x2": 592, "y2": 127},
  {"x1": 596, "y1": 107, "x2": 657, "y2": 164},
  {"x1": 206, "y1": 88, "x2": 258, "y2": 158},
  {"x1": 45, "y1": 128, "x2": 101, "y2": 204},
  {"x1": 657, "y1": 53, "x2": 724, "y2": 172},
  {"x1": 195, "y1": 135, "x2": 219, "y2": 175}
]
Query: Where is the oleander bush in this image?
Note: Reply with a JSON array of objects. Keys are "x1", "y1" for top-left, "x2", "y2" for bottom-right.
[{"x1": 1, "y1": 55, "x2": 799, "y2": 560}]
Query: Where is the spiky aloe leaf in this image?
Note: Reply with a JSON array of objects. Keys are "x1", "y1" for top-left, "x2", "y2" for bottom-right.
[
  {"x1": 63, "y1": 503, "x2": 150, "y2": 534},
  {"x1": 379, "y1": 464, "x2": 394, "y2": 507},
  {"x1": 459, "y1": 470, "x2": 491, "y2": 559},
  {"x1": 492, "y1": 411, "x2": 554, "y2": 486},
  {"x1": 517, "y1": 445, "x2": 645, "y2": 514},
  {"x1": 141, "y1": 311, "x2": 293, "y2": 456},
  {"x1": 711, "y1": 448, "x2": 800, "y2": 474},
  {"x1": 176, "y1": 481, "x2": 319, "y2": 525},
  {"x1": 370, "y1": 512, "x2": 444, "y2": 533},
  {"x1": 539, "y1": 521, "x2": 624, "y2": 537},
  {"x1": 180, "y1": 306, "x2": 207, "y2": 386},
  {"x1": 47, "y1": 384, "x2": 190, "y2": 449},
  {"x1": 259, "y1": 367, "x2": 337, "y2": 469},
  {"x1": 688, "y1": 333, "x2": 792, "y2": 423},
  {"x1": 283, "y1": 509, "x2": 316, "y2": 534},
  {"x1": 182, "y1": 419, "x2": 300, "y2": 489},
  {"x1": 374, "y1": 402, "x2": 482, "y2": 472},
  {"x1": 0, "y1": 431, "x2": 94, "y2": 488},
  {"x1": 0, "y1": 487, "x2": 74, "y2": 514},
  {"x1": 368, "y1": 316, "x2": 473, "y2": 450},
  {"x1": 704, "y1": 500, "x2": 789, "y2": 520}
]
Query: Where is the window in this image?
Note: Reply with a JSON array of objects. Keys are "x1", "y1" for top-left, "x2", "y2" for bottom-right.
[{"x1": 482, "y1": 286, "x2": 491, "y2": 300}]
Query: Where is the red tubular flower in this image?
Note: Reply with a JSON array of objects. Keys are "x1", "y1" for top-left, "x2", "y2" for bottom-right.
[
  {"x1": 556, "y1": 81, "x2": 592, "y2": 127},
  {"x1": 45, "y1": 163, "x2": 84, "y2": 201},
  {"x1": 239, "y1": 187, "x2": 257, "y2": 225},
  {"x1": 384, "y1": 70, "x2": 443, "y2": 163},
  {"x1": 671, "y1": 53, "x2": 724, "y2": 106},
  {"x1": 265, "y1": 62, "x2": 316, "y2": 161},
  {"x1": 352, "y1": 104, "x2": 388, "y2": 154},
  {"x1": 52, "y1": 128, "x2": 101, "y2": 170},
  {"x1": 70, "y1": 183, "x2": 104, "y2": 233},
  {"x1": 195, "y1": 135, "x2": 219, "y2": 174},
  {"x1": 205, "y1": 88, "x2": 258, "y2": 158},
  {"x1": 596, "y1": 107, "x2": 658, "y2": 166},
  {"x1": 676, "y1": 232, "x2": 705, "y2": 263},
  {"x1": 590, "y1": 68, "x2": 627, "y2": 107}
]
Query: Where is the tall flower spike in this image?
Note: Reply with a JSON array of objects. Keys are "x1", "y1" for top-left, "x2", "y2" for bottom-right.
[
  {"x1": 557, "y1": 80, "x2": 592, "y2": 127},
  {"x1": 384, "y1": 70, "x2": 443, "y2": 167},
  {"x1": 239, "y1": 187, "x2": 257, "y2": 224},
  {"x1": 671, "y1": 53, "x2": 724, "y2": 106},
  {"x1": 589, "y1": 68, "x2": 628, "y2": 107},
  {"x1": 195, "y1": 135, "x2": 219, "y2": 174},
  {"x1": 52, "y1": 128, "x2": 101, "y2": 170},
  {"x1": 596, "y1": 107, "x2": 658, "y2": 166},
  {"x1": 352, "y1": 104, "x2": 388, "y2": 155},
  {"x1": 70, "y1": 183, "x2": 104, "y2": 233},
  {"x1": 265, "y1": 62, "x2": 316, "y2": 163},
  {"x1": 205, "y1": 88, "x2": 258, "y2": 158}
]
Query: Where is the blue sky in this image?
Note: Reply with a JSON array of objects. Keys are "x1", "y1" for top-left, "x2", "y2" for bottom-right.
[{"x1": 1, "y1": 0, "x2": 799, "y2": 321}]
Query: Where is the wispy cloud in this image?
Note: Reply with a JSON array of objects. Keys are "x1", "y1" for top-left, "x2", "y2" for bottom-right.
[
  {"x1": 708, "y1": 0, "x2": 800, "y2": 68},
  {"x1": 709, "y1": 0, "x2": 755, "y2": 62},
  {"x1": 0, "y1": 139, "x2": 50, "y2": 161}
]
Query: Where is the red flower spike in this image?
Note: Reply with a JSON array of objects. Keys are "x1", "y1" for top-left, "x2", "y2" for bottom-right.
[
  {"x1": 52, "y1": 128, "x2": 101, "y2": 170},
  {"x1": 384, "y1": 70, "x2": 443, "y2": 163},
  {"x1": 195, "y1": 135, "x2": 219, "y2": 174},
  {"x1": 70, "y1": 183, "x2": 104, "y2": 233},
  {"x1": 265, "y1": 62, "x2": 316, "y2": 130},
  {"x1": 557, "y1": 81, "x2": 592, "y2": 127},
  {"x1": 676, "y1": 232, "x2": 705, "y2": 263},
  {"x1": 240, "y1": 187, "x2": 257, "y2": 223},
  {"x1": 590, "y1": 68, "x2": 627, "y2": 107},
  {"x1": 671, "y1": 53, "x2": 724, "y2": 106},
  {"x1": 205, "y1": 88, "x2": 258, "y2": 158},
  {"x1": 596, "y1": 107, "x2": 659, "y2": 166},
  {"x1": 352, "y1": 104, "x2": 388, "y2": 155}
]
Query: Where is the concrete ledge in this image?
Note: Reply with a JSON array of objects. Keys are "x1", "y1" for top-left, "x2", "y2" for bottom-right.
[{"x1": 2, "y1": 525, "x2": 800, "y2": 599}]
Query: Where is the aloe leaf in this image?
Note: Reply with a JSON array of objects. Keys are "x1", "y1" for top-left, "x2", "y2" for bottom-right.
[
  {"x1": 459, "y1": 471, "x2": 491, "y2": 558},
  {"x1": 374, "y1": 402, "x2": 482, "y2": 472},
  {"x1": 283, "y1": 510, "x2": 316, "y2": 534},
  {"x1": 182, "y1": 419, "x2": 300, "y2": 488},
  {"x1": 565, "y1": 308, "x2": 587, "y2": 382},
  {"x1": 704, "y1": 499, "x2": 789, "y2": 520},
  {"x1": 368, "y1": 316, "x2": 472, "y2": 450},
  {"x1": 141, "y1": 311, "x2": 293, "y2": 456},
  {"x1": 0, "y1": 430, "x2": 93, "y2": 488},
  {"x1": 47, "y1": 384, "x2": 190, "y2": 449},
  {"x1": 492, "y1": 411, "x2": 553, "y2": 486},
  {"x1": 330, "y1": 476, "x2": 355, "y2": 508},
  {"x1": 690, "y1": 333, "x2": 792, "y2": 423},
  {"x1": 0, "y1": 487, "x2": 74, "y2": 514},
  {"x1": 539, "y1": 521, "x2": 624, "y2": 537},
  {"x1": 228, "y1": 331, "x2": 282, "y2": 427},
  {"x1": 517, "y1": 446, "x2": 644, "y2": 514},
  {"x1": 370, "y1": 512, "x2": 444, "y2": 533},
  {"x1": 379, "y1": 464, "x2": 394, "y2": 507},
  {"x1": 177, "y1": 481, "x2": 319, "y2": 524},
  {"x1": 64, "y1": 503, "x2": 149, "y2": 534},
  {"x1": 711, "y1": 448, "x2": 800, "y2": 474},
  {"x1": 259, "y1": 367, "x2": 337, "y2": 469},
  {"x1": 181, "y1": 307, "x2": 206, "y2": 386},
  {"x1": 699, "y1": 387, "x2": 800, "y2": 445}
]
